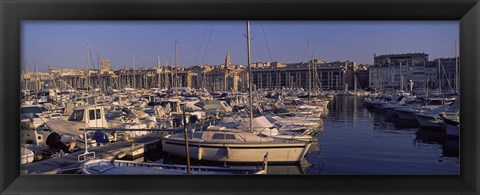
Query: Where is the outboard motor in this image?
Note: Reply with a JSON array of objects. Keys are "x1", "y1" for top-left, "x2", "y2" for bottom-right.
[
  {"x1": 93, "y1": 131, "x2": 109, "y2": 145},
  {"x1": 189, "y1": 115, "x2": 199, "y2": 124},
  {"x1": 46, "y1": 132, "x2": 71, "y2": 153}
]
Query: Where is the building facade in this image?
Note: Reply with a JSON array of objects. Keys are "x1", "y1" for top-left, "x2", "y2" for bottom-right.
[
  {"x1": 369, "y1": 53, "x2": 458, "y2": 91},
  {"x1": 252, "y1": 60, "x2": 357, "y2": 90}
]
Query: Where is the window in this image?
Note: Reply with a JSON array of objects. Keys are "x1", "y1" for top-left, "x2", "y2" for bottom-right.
[
  {"x1": 192, "y1": 132, "x2": 203, "y2": 139},
  {"x1": 89, "y1": 110, "x2": 96, "y2": 120},
  {"x1": 95, "y1": 109, "x2": 101, "y2": 119},
  {"x1": 68, "y1": 110, "x2": 84, "y2": 121},
  {"x1": 225, "y1": 134, "x2": 236, "y2": 140},
  {"x1": 212, "y1": 133, "x2": 236, "y2": 140},
  {"x1": 21, "y1": 106, "x2": 45, "y2": 114},
  {"x1": 212, "y1": 133, "x2": 224, "y2": 139}
]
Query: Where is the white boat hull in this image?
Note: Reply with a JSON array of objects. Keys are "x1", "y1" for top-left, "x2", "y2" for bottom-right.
[{"x1": 162, "y1": 139, "x2": 311, "y2": 163}]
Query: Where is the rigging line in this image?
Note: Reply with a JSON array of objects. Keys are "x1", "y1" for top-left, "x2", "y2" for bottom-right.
[
  {"x1": 260, "y1": 22, "x2": 273, "y2": 62},
  {"x1": 201, "y1": 22, "x2": 215, "y2": 64},
  {"x1": 194, "y1": 22, "x2": 211, "y2": 66}
]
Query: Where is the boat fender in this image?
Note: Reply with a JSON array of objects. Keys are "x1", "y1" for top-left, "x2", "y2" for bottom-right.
[
  {"x1": 226, "y1": 147, "x2": 230, "y2": 159},
  {"x1": 198, "y1": 147, "x2": 203, "y2": 160}
]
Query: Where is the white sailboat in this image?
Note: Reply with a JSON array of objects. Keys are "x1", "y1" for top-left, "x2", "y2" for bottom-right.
[{"x1": 161, "y1": 21, "x2": 312, "y2": 163}]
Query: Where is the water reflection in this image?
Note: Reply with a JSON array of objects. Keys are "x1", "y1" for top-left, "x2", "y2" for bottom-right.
[
  {"x1": 306, "y1": 96, "x2": 459, "y2": 174},
  {"x1": 415, "y1": 129, "x2": 459, "y2": 158}
]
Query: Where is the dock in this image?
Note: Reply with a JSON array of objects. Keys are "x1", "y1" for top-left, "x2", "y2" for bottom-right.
[{"x1": 21, "y1": 134, "x2": 162, "y2": 174}]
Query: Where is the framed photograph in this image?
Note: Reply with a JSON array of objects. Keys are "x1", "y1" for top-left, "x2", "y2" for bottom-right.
[{"x1": 1, "y1": 0, "x2": 479, "y2": 194}]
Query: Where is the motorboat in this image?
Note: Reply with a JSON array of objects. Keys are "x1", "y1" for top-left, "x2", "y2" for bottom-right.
[{"x1": 441, "y1": 112, "x2": 459, "y2": 138}]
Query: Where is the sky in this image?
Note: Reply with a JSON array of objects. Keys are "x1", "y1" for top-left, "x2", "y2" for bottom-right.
[{"x1": 22, "y1": 21, "x2": 459, "y2": 72}]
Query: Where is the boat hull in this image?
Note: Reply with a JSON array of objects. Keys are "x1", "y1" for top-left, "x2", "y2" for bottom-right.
[
  {"x1": 414, "y1": 114, "x2": 444, "y2": 130},
  {"x1": 444, "y1": 118, "x2": 459, "y2": 138},
  {"x1": 162, "y1": 139, "x2": 311, "y2": 163},
  {"x1": 395, "y1": 109, "x2": 417, "y2": 120}
]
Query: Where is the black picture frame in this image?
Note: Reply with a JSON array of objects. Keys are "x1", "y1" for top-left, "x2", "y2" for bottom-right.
[{"x1": 1, "y1": 0, "x2": 479, "y2": 194}]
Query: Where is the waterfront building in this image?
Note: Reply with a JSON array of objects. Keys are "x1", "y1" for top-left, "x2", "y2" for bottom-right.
[
  {"x1": 368, "y1": 53, "x2": 458, "y2": 92},
  {"x1": 252, "y1": 60, "x2": 357, "y2": 90},
  {"x1": 204, "y1": 53, "x2": 246, "y2": 92},
  {"x1": 357, "y1": 64, "x2": 371, "y2": 89}
]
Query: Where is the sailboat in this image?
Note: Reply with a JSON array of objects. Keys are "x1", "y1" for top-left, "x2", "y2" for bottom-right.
[{"x1": 161, "y1": 21, "x2": 312, "y2": 163}]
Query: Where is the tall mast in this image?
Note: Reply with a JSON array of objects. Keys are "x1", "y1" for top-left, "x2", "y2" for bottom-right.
[
  {"x1": 133, "y1": 54, "x2": 136, "y2": 89},
  {"x1": 96, "y1": 51, "x2": 101, "y2": 92},
  {"x1": 157, "y1": 56, "x2": 161, "y2": 88},
  {"x1": 247, "y1": 21, "x2": 253, "y2": 132},
  {"x1": 438, "y1": 59, "x2": 441, "y2": 93},
  {"x1": 455, "y1": 41, "x2": 459, "y2": 92},
  {"x1": 307, "y1": 41, "x2": 311, "y2": 97},
  {"x1": 175, "y1": 41, "x2": 178, "y2": 88},
  {"x1": 400, "y1": 61, "x2": 403, "y2": 91},
  {"x1": 167, "y1": 60, "x2": 171, "y2": 89},
  {"x1": 23, "y1": 58, "x2": 28, "y2": 91},
  {"x1": 35, "y1": 60, "x2": 38, "y2": 92},
  {"x1": 86, "y1": 44, "x2": 90, "y2": 92}
]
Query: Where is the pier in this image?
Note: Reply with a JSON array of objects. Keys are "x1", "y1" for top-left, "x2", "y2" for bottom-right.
[{"x1": 21, "y1": 134, "x2": 162, "y2": 174}]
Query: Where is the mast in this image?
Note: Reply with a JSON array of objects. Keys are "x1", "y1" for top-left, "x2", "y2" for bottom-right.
[
  {"x1": 96, "y1": 51, "x2": 101, "y2": 92},
  {"x1": 157, "y1": 56, "x2": 161, "y2": 88},
  {"x1": 133, "y1": 54, "x2": 136, "y2": 89},
  {"x1": 23, "y1": 58, "x2": 28, "y2": 91},
  {"x1": 438, "y1": 59, "x2": 441, "y2": 93},
  {"x1": 167, "y1": 60, "x2": 171, "y2": 89},
  {"x1": 175, "y1": 41, "x2": 178, "y2": 88},
  {"x1": 400, "y1": 61, "x2": 403, "y2": 91},
  {"x1": 247, "y1": 21, "x2": 253, "y2": 132},
  {"x1": 307, "y1": 41, "x2": 311, "y2": 98},
  {"x1": 455, "y1": 41, "x2": 459, "y2": 93},
  {"x1": 182, "y1": 104, "x2": 191, "y2": 174},
  {"x1": 35, "y1": 60, "x2": 38, "y2": 92},
  {"x1": 86, "y1": 44, "x2": 90, "y2": 92}
]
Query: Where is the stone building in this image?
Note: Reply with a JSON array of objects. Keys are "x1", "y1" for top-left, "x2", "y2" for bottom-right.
[
  {"x1": 369, "y1": 53, "x2": 458, "y2": 91},
  {"x1": 252, "y1": 60, "x2": 356, "y2": 90},
  {"x1": 204, "y1": 53, "x2": 246, "y2": 92}
]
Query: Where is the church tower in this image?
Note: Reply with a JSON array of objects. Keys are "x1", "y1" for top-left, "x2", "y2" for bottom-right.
[{"x1": 225, "y1": 52, "x2": 231, "y2": 71}]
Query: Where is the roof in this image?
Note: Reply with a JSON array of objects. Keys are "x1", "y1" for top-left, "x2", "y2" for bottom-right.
[{"x1": 73, "y1": 104, "x2": 103, "y2": 111}]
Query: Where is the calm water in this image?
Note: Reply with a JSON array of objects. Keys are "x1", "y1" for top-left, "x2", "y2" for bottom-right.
[
  {"x1": 302, "y1": 96, "x2": 459, "y2": 175},
  {"x1": 150, "y1": 96, "x2": 459, "y2": 174}
]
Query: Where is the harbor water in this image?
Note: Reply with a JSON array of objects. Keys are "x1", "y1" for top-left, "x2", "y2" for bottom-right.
[{"x1": 303, "y1": 96, "x2": 459, "y2": 174}]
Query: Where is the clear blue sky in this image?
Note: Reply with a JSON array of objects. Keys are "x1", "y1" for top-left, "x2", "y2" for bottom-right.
[{"x1": 22, "y1": 21, "x2": 458, "y2": 72}]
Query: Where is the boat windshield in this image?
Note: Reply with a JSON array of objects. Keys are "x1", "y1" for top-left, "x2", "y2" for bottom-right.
[
  {"x1": 296, "y1": 100, "x2": 306, "y2": 105},
  {"x1": 68, "y1": 110, "x2": 84, "y2": 121},
  {"x1": 21, "y1": 106, "x2": 45, "y2": 114},
  {"x1": 395, "y1": 96, "x2": 404, "y2": 101},
  {"x1": 276, "y1": 108, "x2": 289, "y2": 113},
  {"x1": 427, "y1": 100, "x2": 443, "y2": 106}
]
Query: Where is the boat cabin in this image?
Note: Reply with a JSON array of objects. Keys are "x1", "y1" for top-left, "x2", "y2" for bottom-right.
[
  {"x1": 68, "y1": 104, "x2": 108, "y2": 128},
  {"x1": 112, "y1": 95, "x2": 129, "y2": 106}
]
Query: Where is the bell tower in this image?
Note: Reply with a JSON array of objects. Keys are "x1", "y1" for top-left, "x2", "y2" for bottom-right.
[{"x1": 225, "y1": 52, "x2": 231, "y2": 71}]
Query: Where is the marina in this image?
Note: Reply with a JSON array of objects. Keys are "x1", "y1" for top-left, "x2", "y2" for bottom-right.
[
  {"x1": 19, "y1": 92, "x2": 459, "y2": 174},
  {"x1": 19, "y1": 21, "x2": 460, "y2": 175}
]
